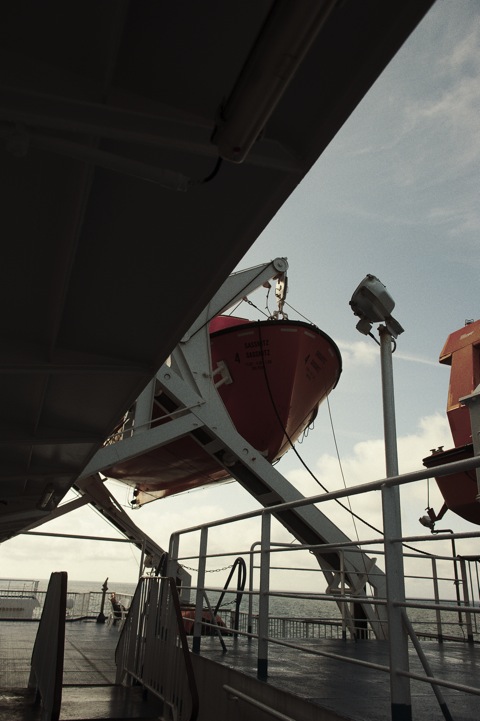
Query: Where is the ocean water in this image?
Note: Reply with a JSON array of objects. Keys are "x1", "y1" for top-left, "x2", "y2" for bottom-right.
[
  {"x1": 35, "y1": 578, "x2": 138, "y2": 596},
  {"x1": 20, "y1": 577, "x2": 477, "y2": 639}
]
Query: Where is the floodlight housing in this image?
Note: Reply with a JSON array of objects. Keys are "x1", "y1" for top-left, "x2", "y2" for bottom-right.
[{"x1": 350, "y1": 274, "x2": 404, "y2": 338}]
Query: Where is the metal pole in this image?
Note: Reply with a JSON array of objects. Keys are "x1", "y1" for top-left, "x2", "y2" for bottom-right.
[
  {"x1": 258, "y1": 513, "x2": 271, "y2": 681},
  {"x1": 458, "y1": 557, "x2": 474, "y2": 644},
  {"x1": 139, "y1": 539, "x2": 146, "y2": 580},
  {"x1": 248, "y1": 542, "x2": 259, "y2": 639},
  {"x1": 379, "y1": 325, "x2": 412, "y2": 721},
  {"x1": 431, "y1": 558, "x2": 443, "y2": 643},
  {"x1": 193, "y1": 528, "x2": 208, "y2": 654}
]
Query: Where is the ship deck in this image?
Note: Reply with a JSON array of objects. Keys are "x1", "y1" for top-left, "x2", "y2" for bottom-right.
[
  {"x1": 1, "y1": 620, "x2": 479, "y2": 721},
  {"x1": 0, "y1": 621, "x2": 163, "y2": 721}
]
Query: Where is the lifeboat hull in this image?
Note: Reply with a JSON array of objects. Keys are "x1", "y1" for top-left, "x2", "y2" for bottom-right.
[
  {"x1": 428, "y1": 318, "x2": 480, "y2": 525},
  {"x1": 106, "y1": 319, "x2": 341, "y2": 503},
  {"x1": 423, "y1": 444, "x2": 480, "y2": 525}
]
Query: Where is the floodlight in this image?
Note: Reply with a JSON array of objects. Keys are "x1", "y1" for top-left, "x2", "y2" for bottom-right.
[
  {"x1": 419, "y1": 515, "x2": 434, "y2": 530},
  {"x1": 350, "y1": 274, "x2": 404, "y2": 338}
]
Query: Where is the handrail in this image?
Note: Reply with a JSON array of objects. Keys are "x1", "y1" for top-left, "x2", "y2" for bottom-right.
[
  {"x1": 168, "y1": 498, "x2": 480, "y2": 720},
  {"x1": 116, "y1": 575, "x2": 199, "y2": 721},
  {"x1": 168, "y1": 453, "x2": 480, "y2": 538},
  {"x1": 28, "y1": 571, "x2": 67, "y2": 721}
]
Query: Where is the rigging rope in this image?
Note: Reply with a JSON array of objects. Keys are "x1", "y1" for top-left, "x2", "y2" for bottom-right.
[
  {"x1": 326, "y1": 394, "x2": 362, "y2": 545},
  {"x1": 256, "y1": 321, "x2": 433, "y2": 558}
]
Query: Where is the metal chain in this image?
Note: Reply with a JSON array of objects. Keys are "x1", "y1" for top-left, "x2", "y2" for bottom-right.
[{"x1": 180, "y1": 563, "x2": 234, "y2": 573}]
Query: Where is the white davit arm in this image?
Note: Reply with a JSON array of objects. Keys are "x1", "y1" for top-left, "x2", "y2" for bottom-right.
[{"x1": 182, "y1": 257, "x2": 288, "y2": 341}]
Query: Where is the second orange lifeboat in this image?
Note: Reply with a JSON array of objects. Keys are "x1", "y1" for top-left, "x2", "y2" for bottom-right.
[{"x1": 422, "y1": 318, "x2": 480, "y2": 525}]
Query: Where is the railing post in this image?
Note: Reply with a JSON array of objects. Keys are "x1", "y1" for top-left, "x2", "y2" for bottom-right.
[
  {"x1": 431, "y1": 558, "x2": 443, "y2": 643},
  {"x1": 257, "y1": 512, "x2": 271, "y2": 681},
  {"x1": 379, "y1": 326, "x2": 412, "y2": 721},
  {"x1": 339, "y1": 550, "x2": 348, "y2": 641},
  {"x1": 472, "y1": 560, "x2": 480, "y2": 633},
  {"x1": 193, "y1": 527, "x2": 208, "y2": 654},
  {"x1": 248, "y1": 541, "x2": 260, "y2": 639},
  {"x1": 167, "y1": 533, "x2": 179, "y2": 569},
  {"x1": 458, "y1": 557, "x2": 474, "y2": 644}
]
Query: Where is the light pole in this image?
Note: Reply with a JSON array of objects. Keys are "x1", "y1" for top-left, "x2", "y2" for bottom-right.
[{"x1": 350, "y1": 275, "x2": 412, "y2": 721}]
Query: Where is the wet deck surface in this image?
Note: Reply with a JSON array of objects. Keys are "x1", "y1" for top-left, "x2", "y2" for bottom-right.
[
  {"x1": 197, "y1": 634, "x2": 480, "y2": 721},
  {"x1": 0, "y1": 621, "x2": 162, "y2": 720},
  {"x1": 1, "y1": 620, "x2": 479, "y2": 720},
  {"x1": 0, "y1": 621, "x2": 118, "y2": 688}
]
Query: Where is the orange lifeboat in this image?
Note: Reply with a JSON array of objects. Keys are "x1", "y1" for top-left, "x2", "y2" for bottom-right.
[
  {"x1": 106, "y1": 316, "x2": 342, "y2": 504},
  {"x1": 422, "y1": 319, "x2": 480, "y2": 525}
]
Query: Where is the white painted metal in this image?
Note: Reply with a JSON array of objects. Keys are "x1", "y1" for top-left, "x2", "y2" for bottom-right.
[
  {"x1": 192, "y1": 528, "x2": 208, "y2": 655},
  {"x1": 379, "y1": 326, "x2": 412, "y2": 718},
  {"x1": 116, "y1": 576, "x2": 198, "y2": 721},
  {"x1": 258, "y1": 513, "x2": 272, "y2": 681}
]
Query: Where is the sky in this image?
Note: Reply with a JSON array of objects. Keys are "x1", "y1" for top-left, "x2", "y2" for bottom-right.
[{"x1": 2, "y1": 1, "x2": 479, "y2": 599}]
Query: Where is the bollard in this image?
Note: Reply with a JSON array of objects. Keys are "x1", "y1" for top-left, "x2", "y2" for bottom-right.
[{"x1": 96, "y1": 577, "x2": 109, "y2": 624}]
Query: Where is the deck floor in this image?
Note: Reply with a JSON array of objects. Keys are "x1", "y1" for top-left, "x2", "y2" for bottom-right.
[
  {"x1": 0, "y1": 621, "x2": 162, "y2": 720},
  {"x1": 198, "y1": 634, "x2": 480, "y2": 721},
  {"x1": 1, "y1": 620, "x2": 479, "y2": 720}
]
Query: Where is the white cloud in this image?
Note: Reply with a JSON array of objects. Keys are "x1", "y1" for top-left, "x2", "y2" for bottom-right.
[
  {"x1": 336, "y1": 339, "x2": 378, "y2": 367},
  {"x1": 400, "y1": 23, "x2": 480, "y2": 186},
  {"x1": 394, "y1": 352, "x2": 439, "y2": 367},
  {"x1": 442, "y1": 22, "x2": 480, "y2": 77},
  {"x1": 283, "y1": 414, "x2": 478, "y2": 597},
  {"x1": 337, "y1": 338, "x2": 439, "y2": 370},
  {"x1": 1, "y1": 413, "x2": 477, "y2": 604},
  {"x1": 287, "y1": 413, "x2": 451, "y2": 502}
]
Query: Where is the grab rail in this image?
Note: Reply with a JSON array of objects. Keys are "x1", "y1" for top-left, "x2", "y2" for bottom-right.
[
  {"x1": 167, "y1": 454, "x2": 480, "y2": 721},
  {"x1": 28, "y1": 571, "x2": 67, "y2": 721}
]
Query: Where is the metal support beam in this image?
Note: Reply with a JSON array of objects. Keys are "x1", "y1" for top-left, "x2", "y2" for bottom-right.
[
  {"x1": 78, "y1": 414, "x2": 204, "y2": 479},
  {"x1": 181, "y1": 257, "x2": 289, "y2": 341}
]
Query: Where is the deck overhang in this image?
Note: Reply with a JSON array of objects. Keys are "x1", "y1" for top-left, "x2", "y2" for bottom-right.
[{"x1": 0, "y1": 0, "x2": 435, "y2": 540}]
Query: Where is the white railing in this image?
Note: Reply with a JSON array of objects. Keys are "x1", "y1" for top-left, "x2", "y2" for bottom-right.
[
  {"x1": 116, "y1": 576, "x2": 198, "y2": 721},
  {"x1": 0, "y1": 588, "x2": 133, "y2": 622},
  {"x1": 166, "y1": 453, "x2": 480, "y2": 720}
]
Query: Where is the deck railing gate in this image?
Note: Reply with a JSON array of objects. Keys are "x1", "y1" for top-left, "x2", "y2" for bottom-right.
[{"x1": 116, "y1": 575, "x2": 198, "y2": 721}]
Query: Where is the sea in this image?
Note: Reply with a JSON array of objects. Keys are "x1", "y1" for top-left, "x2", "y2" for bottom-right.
[
  {"x1": 33, "y1": 577, "x2": 344, "y2": 621},
  {"x1": 30, "y1": 578, "x2": 475, "y2": 637}
]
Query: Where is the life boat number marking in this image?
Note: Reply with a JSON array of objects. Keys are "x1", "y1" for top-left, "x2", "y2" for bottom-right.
[
  {"x1": 237, "y1": 338, "x2": 271, "y2": 368},
  {"x1": 244, "y1": 338, "x2": 270, "y2": 358}
]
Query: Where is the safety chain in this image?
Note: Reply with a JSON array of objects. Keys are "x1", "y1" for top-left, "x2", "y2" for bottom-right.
[
  {"x1": 180, "y1": 563, "x2": 234, "y2": 573},
  {"x1": 217, "y1": 598, "x2": 238, "y2": 608}
]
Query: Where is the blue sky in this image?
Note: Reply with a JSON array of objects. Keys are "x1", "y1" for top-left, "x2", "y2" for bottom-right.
[{"x1": 2, "y1": 1, "x2": 479, "y2": 590}]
